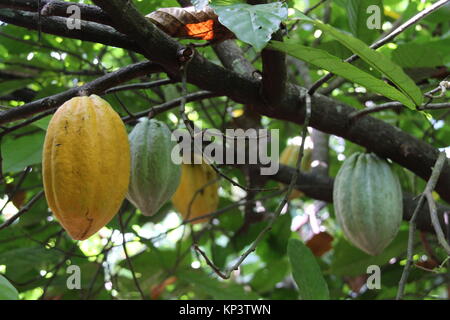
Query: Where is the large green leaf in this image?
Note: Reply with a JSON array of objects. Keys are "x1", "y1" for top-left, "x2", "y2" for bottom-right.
[
  {"x1": 250, "y1": 259, "x2": 289, "y2": 293},
  {"x1": 330, "y1": 229, "x2": 410, "y2": 277},
  {"x1": 347, "y1": 0, "x2": 383, "y2": 44},
  {"x1": 288, "y1": 10, "x2": 423, "y2": 107},
  {"x1": 0, "y1": 80, "x2": 33, "y2": 96},
  {"x1": 1, "y1": 130, "x2": 45, "y2": 173},
  {"x1": 31, "y1": 115, "x2": 52, "y2": 131},
  {"x1": 0, "y1": 275, "x2": 19, "y2": 300},
  {"x1": 0, "y1": 246, "x2": 63, "y2": 281},
  {"x1": 391, "y1": 44, "x2": 444, "y2": 68},
  {"x1": 269, "y1": 40, "x2": 416, "y2": 108},
  {"x1": 178, "y1": 270, "x2": 261, "y2": 300},
  {"x1": 212, "y1": 2, "x2": 288, "y2": 51},
  {"x1": 287, "y1": 239, "x2": 329, "y2": 300},
  {"x1": 256, "y1": 213, "x2": 291, "y2": 262}
]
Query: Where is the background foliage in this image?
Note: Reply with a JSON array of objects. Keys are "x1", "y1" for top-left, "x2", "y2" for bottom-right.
[{"x1": 0, "y1": 0, "x2": 449, "y2": 300}]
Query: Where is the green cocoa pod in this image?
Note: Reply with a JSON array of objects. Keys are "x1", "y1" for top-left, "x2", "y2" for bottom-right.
[
  {"x1": 127, "y1": 118, "x2": 181, "y2": 216},
  {"x1": 333, "y1": 152, "x2": 403, "y2": 256}
]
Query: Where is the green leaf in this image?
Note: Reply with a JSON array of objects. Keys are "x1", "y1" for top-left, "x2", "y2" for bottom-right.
[
  {"x1": 330, "y1": 229, "x2": 410, "y2": 277},
  {"x1": 0, "y1": 275, "x2": 19, "y2": 300},
  {"x1": 0, "y1": 246, "x2": 63, "y2": 281},
  {"x1": 391, "y1": 44, "x2": 444, "y2": 68},
  {"x1": 269, "y1": 40, "x2": 416, "y2": 108},
  {"x1": 1, "y1": 131, "x2": 45, "y2": 173},
  {"x1": 31, "y1": 115, "x2": 52, "y2": 130},
  {"x1": 212, "y1": 2, "x2": 288, "y2": 51},
  {"x1": 0, "y1": 80, "x2": 33, "y2": 96},
  {"x1": 250, "y1": 259, "x2": 288, "y2": 293},
  {"x1": 347, "y1": 0, "x2": 383, "y2": 44},
  {"x1": 287, "y1": 239, "x2": 329, "y2": 300},
  {"x1": 288, "y1": 10, "x2": 423, "y2": 107},
  {"x1": 178, "y1": 270, "x2": 261, "y2": 300},
  {"x1": 256, "y1": 213, "x2": 291, "y2": 262},
  {"x1": 211, "y1": 241, "x2": 231, "y2": 269}
]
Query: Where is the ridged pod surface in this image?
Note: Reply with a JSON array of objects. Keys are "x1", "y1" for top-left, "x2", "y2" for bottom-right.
[
  {"x1": 42, "y1": 95, "x2": 130, "y2": 240},
  {"x1": 127, "y1": 118, "x2": 181, "y2": 216},
  {"x1": 172, "y1": 159, "x2": 219, "y2": 224},
  {"x1": 333, "y1": 152, "x2": 403, "y2": 256},
  {"x1": 279, "y1": 145, "x2": 312, "y2": 199}
]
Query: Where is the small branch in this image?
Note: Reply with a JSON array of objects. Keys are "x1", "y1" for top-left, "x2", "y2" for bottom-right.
[
  {"x1": 404, "y1": 102, "x2": 449, "y2": 111},
  {"x1": 0, "y1": 191, "x2": 44, "y2": 231},
  {"x1": 349, "y1": 103, "x2": 404, "y2": 121},
  {"x1": 427, "y1": 192, "x2": 450, "y2": 255},
  {"x1": 350, "y1": 102, "x2": 450, "y2": 121},
  {"x1": 424, "y1": 81, "x2": 450, "y2": 99},
  {"x1": 3, "y1": 61, "x2": 105, "y2": 76},
  {"x1": 308, "y1": 0, "x2": 450, "y2": 94},
  {"x1": 0, "y1": 31, "x2": 99, "y2": 70},
  {"x1": 105, "y1": 79, "x2": 174, "y2": 94},
  {"x1": 0, "y1": 110, "x2": 54, "y2": 137},
  {"x1": 0, "y1": 61, "x2": 163, "y2": 125},
  {"x1": 396, "y1": 151, "x2": 448, "y2": 300},
  {"x1": 123, "y1": 91, "x2": 219, "y2": 123},
  {"x1": 0, "y1": 9, "x2": 141, "y2": 53},
  {"x1": 0, "y1": 0, "x2": 113, "y2": 26},
  {"x1": 196, "y1": 91, "x2": 313, "y2": 279},
  {"x1": 118, "y1": 209, "x2": 145, "y2": 300}
]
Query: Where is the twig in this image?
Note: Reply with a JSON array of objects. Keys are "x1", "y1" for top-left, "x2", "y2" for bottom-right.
[
  {"x1": 308, "y1": 0, "x2": 450, "y2": 95},
  {"x1": 176, "y1": 55, "x2": 277, "y2": 193},
  {"x1": 0, "y1": 166, "x2": 31, "y2": 213},
  {"x1": 124, "y1": 91, "x2": 218, "y2": 123},
  {"x1": 195, "y1": 91, "x2": 313, "y2": 279},
  {"x1": 0, "y1": 30, "x2": 100, "y2": 70},
  {"x1": 0, "y1": 109, "x2": 54, "y2": 137},
  {"x1": 39, "y1": 243, "x2": 78, "y2": 300},
  {"x1": 396, "y1": 151, "x2": 448, "y2": 300},
  {"x1": 112, "y1": 93, "x2": 134, "y2": 119},
  {"x1": 349, "y1": 103, "x2": 403, "y2": 121},
  {"x1": 350, "y1": 101, "x2": 450, "y2": 121},
  {"x1": 426, "y1": 191, "x2": 450, "y2": 255},
  {"x1": 0, "y1": 190, "x2": 44, "y2": 231},
  {"x1": 118, "y1": 209, "x2": 145, "y2": 300},
  {"x1": 0, "y1": 61, "x2": 163, "y2": 125},
  {"x1": 424, "y1": 80, "x2": 450, "y2": 99},
  {"x1": 105, "y1": 79, "x2": 174, "y2": 94},
  {"x1": 84, "y1": 234, "x2": 114, "y2": 300}
]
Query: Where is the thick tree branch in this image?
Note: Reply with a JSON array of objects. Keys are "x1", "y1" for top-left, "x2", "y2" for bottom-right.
[
  {"x1": 0, "y1": 0, "x2": 113, "y2": 26},
  {"x1": 274, "y1": 164, "x2": 449, "y2": 235},
  {"x1": 247, "y1": 0, "x2": 287, "y2": 106},
  {"x1": 0, "y1": 9, "x2": 141, "y2": 53},
  {"x1": 260, "y1": 30, "x2": 287, "y2": 106}
]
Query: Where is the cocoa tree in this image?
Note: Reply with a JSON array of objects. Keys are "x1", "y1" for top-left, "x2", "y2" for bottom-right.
[{"x1": 0, "y1": 0, "x2": 449, "y2": 300}]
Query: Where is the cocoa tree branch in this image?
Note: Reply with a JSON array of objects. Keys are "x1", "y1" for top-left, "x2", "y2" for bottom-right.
[
  {"x1": 0, "y1": 9, "x2": 141, "y2": 53},
  {"x1": 274, "y1": 164, "x2": 449, "y2": 235},
  {"x1": 396, "y1": 151, "x2": 449, "y2": 300},
  {"x1": 248, "y1": 0, "x2": 287, "y2": 106},
  {"x1": 0, "y1": 0, "x2": 113, "y2": 26},
  {"x1": 0, "y1": 61, "x2": 163, "y2": 126}
]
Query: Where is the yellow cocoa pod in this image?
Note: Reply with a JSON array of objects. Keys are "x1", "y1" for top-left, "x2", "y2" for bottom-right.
[
  {"x1": 172, "y1": 158, "x2": 219, "y2": 224},
  {"x1": 42, "y1": 95, "x2": 130, "y2": 240},
  {"x1": 279, "y1": 145, "x2": 312, "y2": 199}
]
